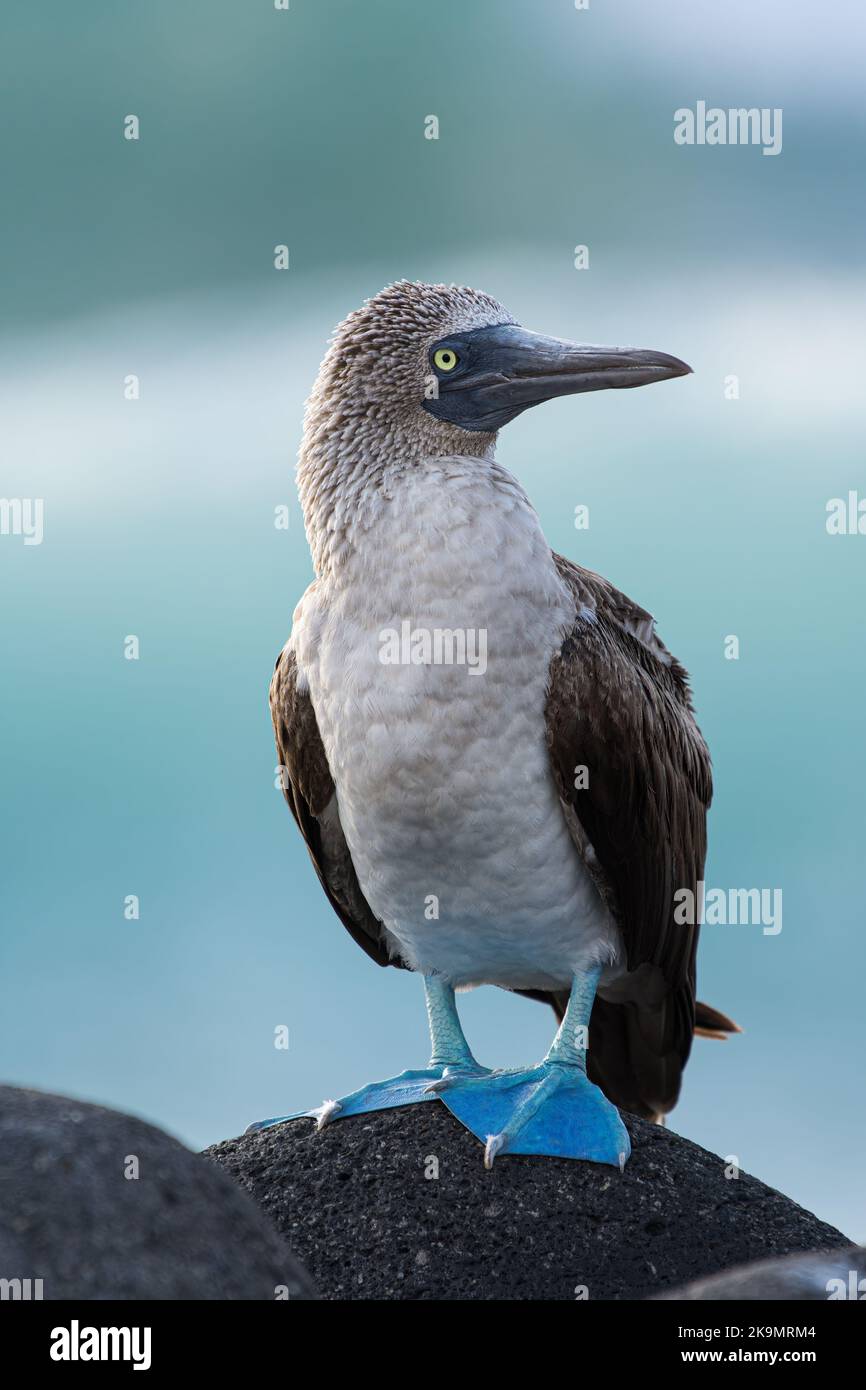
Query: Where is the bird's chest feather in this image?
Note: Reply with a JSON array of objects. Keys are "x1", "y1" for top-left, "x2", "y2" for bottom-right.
[
  {"x1": 291, "y1": 459, "x2": 613, "y2": 985},
  {"x1": 295, "y1": 461, "x2": 568, "y2": 800}
]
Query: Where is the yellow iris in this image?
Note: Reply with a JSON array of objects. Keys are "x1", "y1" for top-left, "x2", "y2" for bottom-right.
[{"x1": 433, "y1": 348, "x2": 458, "y2": 371}]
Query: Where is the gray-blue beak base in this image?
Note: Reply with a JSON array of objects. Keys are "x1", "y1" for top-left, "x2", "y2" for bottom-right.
[{"x1": 422, "y1": 322, "x2": 692, "y2": 432}]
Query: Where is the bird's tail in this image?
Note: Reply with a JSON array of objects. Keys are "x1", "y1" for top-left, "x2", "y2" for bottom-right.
[{"x1": 693, "y1": 999, "x2": 742, "y2": 1041}]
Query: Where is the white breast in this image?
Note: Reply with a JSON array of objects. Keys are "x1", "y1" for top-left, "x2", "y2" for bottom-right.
[{"x1": 291, "y1": 456, "x2": 620, "y2": 991}]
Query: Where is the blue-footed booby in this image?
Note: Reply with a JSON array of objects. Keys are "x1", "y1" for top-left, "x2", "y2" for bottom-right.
[{"x1": 252, "y1": 281, "x2": 737, "y2": 1168}]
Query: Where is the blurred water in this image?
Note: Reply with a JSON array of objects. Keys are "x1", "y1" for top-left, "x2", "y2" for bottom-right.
[{"x1": 2, "y1": 0, "x2": 864, "y2": 1240}]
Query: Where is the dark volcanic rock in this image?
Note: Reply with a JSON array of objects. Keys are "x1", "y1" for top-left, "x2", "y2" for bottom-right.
[
  {"x1": 661, "y1": 1246, "x2": 866, "y2": 1300},
  {"x1": 0, "y1": 1086, "x2": 316, "y2": 1300},
  {"x1": 205, "y1": 1104, "x2": 848, "y2": 1301}
]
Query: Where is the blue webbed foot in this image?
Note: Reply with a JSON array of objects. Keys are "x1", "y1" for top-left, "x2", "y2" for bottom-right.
[
  {"x1": 428, "y1": 1060, "x2": 630, "y2": 1169},
  {"x1": 245, "y1": 1060, "x2": 491, "y2": 1135}
]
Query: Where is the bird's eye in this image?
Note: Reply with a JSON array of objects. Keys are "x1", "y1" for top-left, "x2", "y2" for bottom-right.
[{"x1": 433, "y1": 347, "x2": 459, "y2": 372}]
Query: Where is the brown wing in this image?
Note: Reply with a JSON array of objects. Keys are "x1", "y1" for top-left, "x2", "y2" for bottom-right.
[
  {"x1": 543, "y1": 553, "x2": 714, "y2": 1119},
  {"x1": 270, "y1": 645, "x2": 398, "y2": 970}
]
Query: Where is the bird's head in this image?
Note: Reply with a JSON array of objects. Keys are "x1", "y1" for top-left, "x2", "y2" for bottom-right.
[
  {"x1": 299, "y1": 281, "x2": 691, "y2": 572},
  {"x1": 307, "y1": 279, "x2": 691, "y2": 458}
]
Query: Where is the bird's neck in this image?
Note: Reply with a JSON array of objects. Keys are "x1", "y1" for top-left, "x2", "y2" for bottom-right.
[{"x1": 297, "y1": 410, "x2": 497, "y2": 579}]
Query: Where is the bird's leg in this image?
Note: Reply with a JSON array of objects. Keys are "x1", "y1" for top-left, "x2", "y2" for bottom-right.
[
  {"x1": 428, "y1": 965, "x2": 631, "y2": 1169},
  {"x1": 544, "y1": 966, "x2": 599, "y2": 1069},
  {"x1": 246, "y1": 975, "x2": 489, "y2": 1134},
  {"x1": 424, "y1": 975, "x2": 479, "y2": 1071}
]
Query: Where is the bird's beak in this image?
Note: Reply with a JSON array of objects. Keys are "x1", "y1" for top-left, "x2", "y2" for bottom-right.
[{"x1": 423, "y1": 322, "x2": 692, "y2": 433}]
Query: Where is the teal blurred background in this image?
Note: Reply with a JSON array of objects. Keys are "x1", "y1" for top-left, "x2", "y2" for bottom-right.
[{"x1": 2, "y1": 2, "x2": 864, "y2": 1239}]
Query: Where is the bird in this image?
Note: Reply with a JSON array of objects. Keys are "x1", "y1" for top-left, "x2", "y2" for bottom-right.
[{"x1": 251, "y1": 280, "x2": 738, "y2": 1168}]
